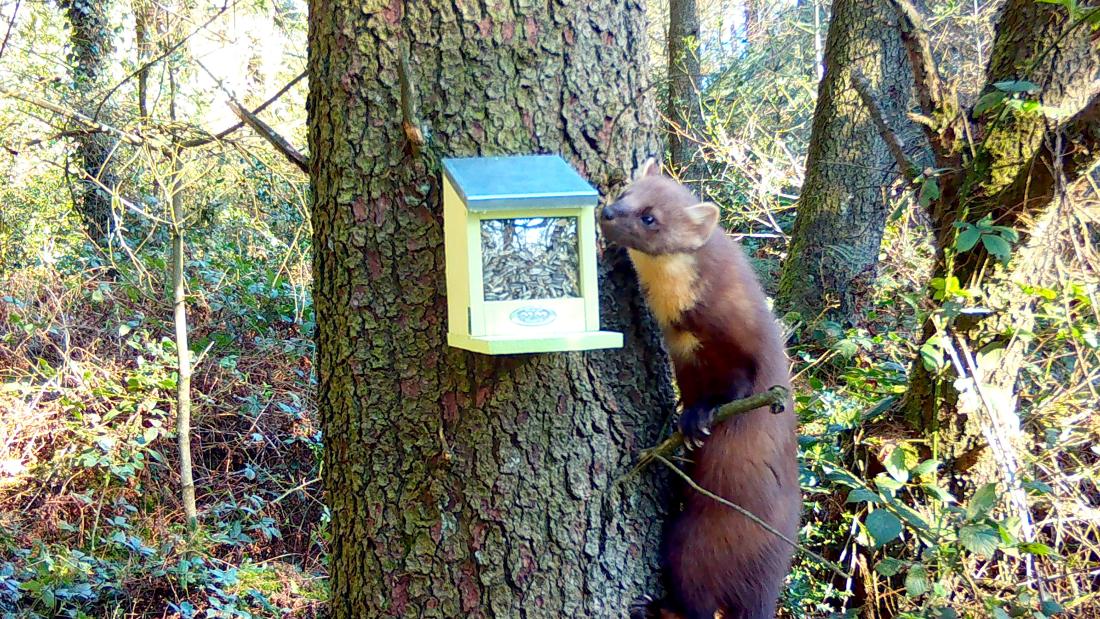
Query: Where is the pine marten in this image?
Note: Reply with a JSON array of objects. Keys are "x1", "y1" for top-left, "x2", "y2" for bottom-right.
[{"x1": 601, "y1": 159, "x2": 800, "y2": 619}]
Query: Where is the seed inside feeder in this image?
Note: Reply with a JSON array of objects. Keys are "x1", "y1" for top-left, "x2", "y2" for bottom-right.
[{"x1": 481, "y1": 217, "x2": 581, "y2": 301}]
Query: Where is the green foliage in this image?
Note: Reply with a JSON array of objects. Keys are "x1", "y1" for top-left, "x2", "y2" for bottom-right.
[{"x1": 953, "y1": 215, "x2": 1019, "y2": 263}]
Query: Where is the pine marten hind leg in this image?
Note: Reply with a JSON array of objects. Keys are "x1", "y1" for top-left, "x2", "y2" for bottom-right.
[{"x1": 629, "y1": 596, "x2": 721, "y2": 619}]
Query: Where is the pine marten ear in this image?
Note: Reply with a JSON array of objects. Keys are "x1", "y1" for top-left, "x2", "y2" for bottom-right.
[
  {"x1": 633, "y1": 157, "x2": 660, "y2": 180},
  {"x1": 685, "y1": 202, "x2": 720, "y2": 239}
]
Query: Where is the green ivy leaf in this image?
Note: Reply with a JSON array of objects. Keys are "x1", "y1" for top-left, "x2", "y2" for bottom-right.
[
  {"x1": 959, "y1": 524, "x2": 1001, "y2": 557},
  {"x1": 874, "y1": 473, "x2": 905, "y2": 494},
  {"x1": 993, "y1": 79, "x2": 1040, "y2": 94},
  {"x1": 918, "y1": 178, "x2": 941, "y2": 208},
  {"x1": 865, "y1": 509, "x2": 903, "y2": 547},
  {"x1": 973, "y1": 90, "x2": 1006, "y2": 116},
  {"x1": 904, "y1": 563, "x2": 931, "y2": 597},
  {"x1": 846, "y1": 488, "x2": 881, "y2": 504},
  {"x1": 922, "y1": 483, "x2": 954, "y2": 503},
  {"x1": 1019, "y1": 541, "x2": 1056, "y2": 557},
  {"x1": 875, "y1": 557, "x2": 904, "y2": 577},
  {"x1": 955, "y1": 225, "x2": 981, "y2": 252},
  {"x1": 991, "y1": 606, "x2": 1011, "y2": 619},
  {"x1": 982, "y1": 234, "x2": 1013, "y2": 261},
  {"x1": 920, "y1": 341, "x2": 944, "y2": 371},
  {"x1": 967, "y1": 483, "x2": 998, "y2": 519},
  {"x1": 885, "y1": 447, "x2": 911, "y2": 483},
  {"x1": 1040, "y1": 599, "x2": 1064, "y2": 616},
  {"x1": 990, "y1": 225, "x2": 1020, "y2": 241},
  {"x1": 912, "y1": 459, "x2": 940, "y2": 477}
]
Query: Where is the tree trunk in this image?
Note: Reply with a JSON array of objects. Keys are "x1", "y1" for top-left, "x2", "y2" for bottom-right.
[
  {"x1": 59, "y1": 0, "x2": 118, "y2": 247},
  {"x1": 776, "y1": 0, "x2": 915, "y2": 325},
  {"x1": 307, "y1": 2, "x2": 675, "y2": 617},
  {"x1": 667, "y1": 0, "x2": 703, "y2": 182},
  {"x1": 901, "y1": 0, "x2": 1100, "y2": 471}
]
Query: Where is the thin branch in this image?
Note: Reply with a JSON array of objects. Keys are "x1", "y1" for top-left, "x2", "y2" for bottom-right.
[
  {"x1": 226, "y1": 100, "x2": 308, "y2": 173},
  {"x1": 93, "y1": 1, "x2": 234, "y2": 120},
  {"x1": 652, "y1": 454, "x2": 848, "y2": 579},
  {"x1": 181, "y1": 70, "x2": 307, "y2": 148},
  {"x1": 194, "y1": 59, "x2": 308, "y2": 173},
  {"x1": 0, "y1": 86, "x2": 148, "y2": 147},
  {"x1": 0, "y1": 0, "x2": 21, "y2": 62},
  {"x1": 887, "y1": 0, "x2": 944, "y2": 120},
  {"x1": 852, "y1": 71, "x2": 921, "y2": 182},
  {"x1": 635, "y1": 386, "x2": 789, "y2": 471}
]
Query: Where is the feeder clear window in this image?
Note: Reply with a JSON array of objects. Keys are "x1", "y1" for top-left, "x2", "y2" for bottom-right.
[{"x1": 481, "y1": 217, "x2": 581, "y2": 301}]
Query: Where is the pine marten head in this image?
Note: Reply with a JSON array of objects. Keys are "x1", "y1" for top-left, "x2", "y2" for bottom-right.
[{"x1": 600, "y1": 158, "x2": 720, "y2": 255}]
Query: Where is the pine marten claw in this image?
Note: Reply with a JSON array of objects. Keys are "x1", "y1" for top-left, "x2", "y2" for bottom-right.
[
  {"x1": 679, "y1": 404, "x2": 715, "y2": 448},
  {"x1": 628, "y1": 595, "x2": 660, "y2": 619}
]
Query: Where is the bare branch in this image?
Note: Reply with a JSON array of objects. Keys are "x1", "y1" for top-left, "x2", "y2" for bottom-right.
[
  {"x1": 634, "y1": 386, "x2": 789, "y2": 471},
  {"x1": 652, "y1": 454, "x2": 848, "y2": 579},
  {"x1": 0, "y1": 0, "x2": 21, "y2": 62},
  {"x1": 194, "y1": 59, "x2": 309, "y2": 173},
  {"x1": 887, "y1": 0, "x2": 945, "y2": 119},
  {"x1": 181, "y1": 70, "x2": 307, "y2": 148},
  {"x1": 852, "y1": 71, "x2": 921, "y2": 182},
  {"x1": 0, "y1": 86, "x2": 147, "y2": 147},
  {"x1": 226, "y1": 100, "x2": 309, "y2": 173}
]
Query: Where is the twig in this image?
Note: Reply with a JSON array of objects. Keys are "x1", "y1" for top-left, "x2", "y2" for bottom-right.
[
  {"x1": 93, "y1": 1, "x2": 235, "y2": 120},
  {"x1": 195, "y1": 59, "x2": 308, "y2": 173},
  {"x1": 652, "y1": 454, "x2": 848, "y2": 579},
  {"x1": 226, "y1": 100, "x2": 308, "y2": 173},
  {"x1": 0, "y1": 0, "x2": 21, "y2": 62},
  {"x1": 852, "y1": 71, "x2": 921, "y2": 182},
  {"x1": 634, "y1": 385, "x2": 789, "y2": 471},
  {"x1": 181, "y1": 70, "x2": 307, "y2": 148},
  {"x1": 0, "y1": 86, "x2": 147, "y2": 147}
]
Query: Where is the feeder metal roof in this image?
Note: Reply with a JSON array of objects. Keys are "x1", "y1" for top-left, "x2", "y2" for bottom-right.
[{"x1": 442, "y1": 154, "x2": 599, "y2": 211}]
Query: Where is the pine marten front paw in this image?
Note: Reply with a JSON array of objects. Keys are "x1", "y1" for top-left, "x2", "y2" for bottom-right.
[
  {"x1": 628, "y1": 595, "x2": 661, "y2": 619},
  {"x1": 678, "y1": 404, "x2": 715, "y2": 449}
]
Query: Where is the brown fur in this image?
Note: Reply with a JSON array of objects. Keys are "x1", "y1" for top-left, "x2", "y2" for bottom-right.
[{"x1": 602, "y1": 160, "x2": 800, "y2": 619}]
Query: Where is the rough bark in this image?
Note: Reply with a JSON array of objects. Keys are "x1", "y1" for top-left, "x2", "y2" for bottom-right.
[
  {"x1": 667, "y1": 0, "x2": 703, "y2": 182},
  {"x1": 776, "y1": 0, "x2": 916, "y2": 324},
  {"x1": 58, "y1": 0, "x2": 118, "y2": 246},
  {"x1": 307, "y1": 2, "x2": 675, "y2": 617},
  {"x1": 902, "y1": 0, "x2": 1100, "y2": 462}
]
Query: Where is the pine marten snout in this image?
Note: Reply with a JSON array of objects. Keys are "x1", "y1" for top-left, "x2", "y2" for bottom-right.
[
  {"x1": 600, "y1": 173, "x2": 719, "y2": 257},
  {"x1": 602, "y1": 158, "x2": 800, "y2": 619}
]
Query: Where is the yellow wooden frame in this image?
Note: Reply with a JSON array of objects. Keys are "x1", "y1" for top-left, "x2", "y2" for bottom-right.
[{"x1": 443, "y1": 174, "x2": 622, "y2": 354}]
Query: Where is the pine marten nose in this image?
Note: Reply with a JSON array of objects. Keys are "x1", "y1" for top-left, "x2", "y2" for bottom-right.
[{"x1": 601, "y1": 205, "x2": 616, "y2": 221}]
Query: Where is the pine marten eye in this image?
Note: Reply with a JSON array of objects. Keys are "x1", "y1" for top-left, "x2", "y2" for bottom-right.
[{"x1": 640, "y1": 214, "x2": 657, "y2": 227}]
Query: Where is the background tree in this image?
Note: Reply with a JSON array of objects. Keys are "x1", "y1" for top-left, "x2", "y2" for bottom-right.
[
  {"x1": 880, "y1": 0, "x2": 1100, "y2": 474},
  {"x1": 777, "y1": 0, "x2": 916, "y2": 325},
  {"x1": 307, "y1": 1, "x2": 675, "y2": 615},
  {"x1": 57, "y1": 0, "x2": 118, "y2": 247},
  {"x1": 667, "y1": 0, "x2": 704, "y2": 182}
]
